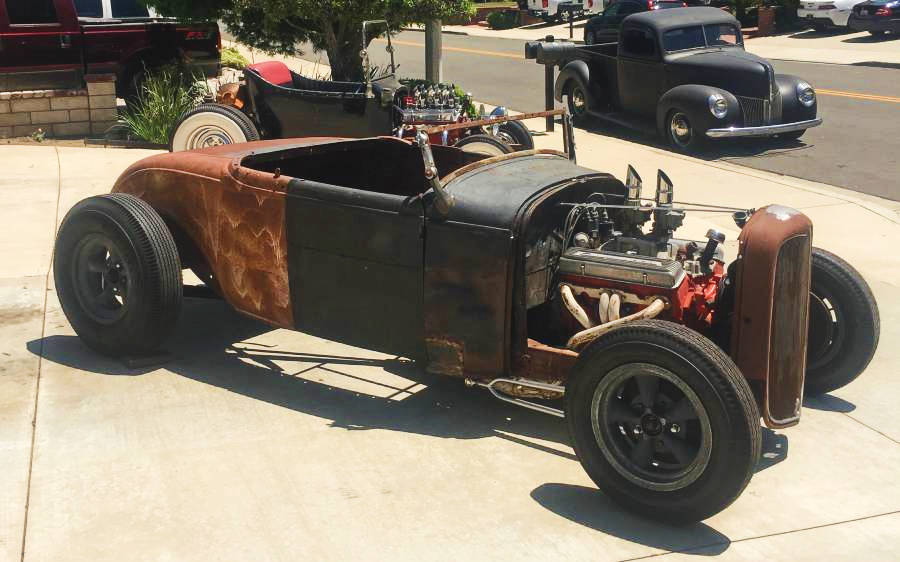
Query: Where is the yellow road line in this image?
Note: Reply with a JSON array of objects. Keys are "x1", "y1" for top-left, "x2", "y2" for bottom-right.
[
  {"x1": 816, "y1": 88, "x2": 900, "y2": 104},
  {"x1": 379, "y1": 39, "x2": 899, "y2": 104},
  {"x1": 377, "y1": 38, "x2": 524, "y2": 59}
]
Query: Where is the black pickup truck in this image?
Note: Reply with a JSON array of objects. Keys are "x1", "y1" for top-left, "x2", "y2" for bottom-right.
[{"x1": 527, "y1": 8, "x2": 822, "y2": 152}]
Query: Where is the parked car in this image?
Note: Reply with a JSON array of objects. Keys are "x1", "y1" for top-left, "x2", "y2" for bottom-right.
[
  {"x1": 529, "y1": 8, "x2": 822, "y2": 152},
  {"x1": 52, "y1": 113, "x2": 879, "y2": 521},
  {"x1": 0, "y1": 0, "x2": 219, "y2": 95},
  {"x1": 848, "y1": 0, "x2": 899, "y2": 35},
  {"x1": 584, "y1": 0, "x2": 687, "y2": 44},
  {"x1": 797, "y1": 0, "x2": 857, "y2": 31},
  {"x1": 527, "y1": 0, "x2": 586, "y2": 22},
  {"x1": 169, "y1": 22, "x2": 533, "y2": 155}
]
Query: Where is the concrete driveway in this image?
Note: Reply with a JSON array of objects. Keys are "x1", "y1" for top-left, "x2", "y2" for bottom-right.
[{"x1": 2, "y1": 132, "x2": 899, "y2": 560}]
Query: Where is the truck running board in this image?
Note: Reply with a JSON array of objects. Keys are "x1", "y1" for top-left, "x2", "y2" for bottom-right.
[{"x1": 466, "y1": 378, "x2": 565, "y2": 418}]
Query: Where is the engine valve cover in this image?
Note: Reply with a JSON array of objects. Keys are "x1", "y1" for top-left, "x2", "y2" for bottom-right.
[{"x1": 558, "y1": 248, "x2": 685, "y2": 289}]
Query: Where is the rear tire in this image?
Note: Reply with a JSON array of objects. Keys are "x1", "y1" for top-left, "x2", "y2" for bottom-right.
[
  {"x1": 455, "y1": 134, "x2": 514, "y2": 156},
  {"x1": 54, "y1": 194, "x2": 183, "y2": 357},
  {"x1": 566, "y1": 320, "x2": 760, "y2": 522},
  {"x1": 805, "y1": 248, "x2": 880, "y2": 395},
  {"x1": 169, "y1": 103, "x2": 260, "y2": 152}
]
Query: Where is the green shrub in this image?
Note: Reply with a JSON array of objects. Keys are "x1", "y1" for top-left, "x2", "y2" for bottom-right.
[
  {"x1": 487, "y1": 10, "x2": 519, "y2": 30},
  {"x1": 221, "y1": 46, "x2": 250, "y2": 70},
  {"x1": 118, "y1": 66, "x2": 207, "y2": 144}
]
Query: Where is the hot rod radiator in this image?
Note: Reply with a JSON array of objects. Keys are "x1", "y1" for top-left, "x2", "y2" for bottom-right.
[{"x1": 730, "y1": 205, "x2": 812, "y2": 428}]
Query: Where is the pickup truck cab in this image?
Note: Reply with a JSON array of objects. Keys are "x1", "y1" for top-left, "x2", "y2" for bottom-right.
[
  {"x1": 530, "y1": 8, "x2": 822, "y2": 151},
  {"x1": 0, "y1": 0, "x2": 219, "y2": 94}
]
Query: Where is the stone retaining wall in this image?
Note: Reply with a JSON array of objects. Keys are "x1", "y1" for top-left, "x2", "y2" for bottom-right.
[{"x1": 0, "y1": 74, "x2": 117, "y2": 139}]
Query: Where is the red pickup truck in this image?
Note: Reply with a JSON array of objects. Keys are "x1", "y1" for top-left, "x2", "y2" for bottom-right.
[{"x1": 0, "y1": 0, "x2": 219, "y2": 95}]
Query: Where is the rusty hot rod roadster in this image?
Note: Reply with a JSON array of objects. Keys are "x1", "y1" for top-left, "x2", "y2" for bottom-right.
[{"x1": 53, "y1": 112, "x2": 879, "y2": 521}]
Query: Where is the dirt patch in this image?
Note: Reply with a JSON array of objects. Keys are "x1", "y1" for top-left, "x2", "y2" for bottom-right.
[{"x1": 0, "y1": 304, "x2": 45, "y2": 327}]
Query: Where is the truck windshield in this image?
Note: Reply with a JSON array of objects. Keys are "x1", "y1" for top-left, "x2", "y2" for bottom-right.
[{"x1": 663, "y1": 24, "x2": 742, "y2": 52}]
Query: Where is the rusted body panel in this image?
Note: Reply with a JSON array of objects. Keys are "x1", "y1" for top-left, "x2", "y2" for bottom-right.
[
  {"x1": 112, "y1": 139, "x2": 347, "y2": 328},
  {"x1": 730, "y1": 205, "x2": 812, "y2": 428},
  {"x1": 424, "y1": 154, "x2": 623, "y2": 380}
]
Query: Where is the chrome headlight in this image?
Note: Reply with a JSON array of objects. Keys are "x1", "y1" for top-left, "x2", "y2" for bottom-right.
[
  {"x1": 708, "y1": 93, "x2": 728, "y2": 119},
  {"x1": 797, "y1": 81, "x2": 816, "y2": 107}
]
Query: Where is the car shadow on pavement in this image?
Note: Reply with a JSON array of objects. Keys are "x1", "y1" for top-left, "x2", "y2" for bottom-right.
[
  {"x1": 843, "y1": 33, "x2": 900, "y2": 43},
  {"x1": 803, "y1": 393, "x2": 857, "y2": 413},
  {"x1": 28, "y1": 296, "x2": 787, "y2": 547},
  {"x1": 575, "y1": 120, "x2": 813, "y2": 162},
  {"x1": 530, "y1": 484, "x2": 731, "y2": 554}
]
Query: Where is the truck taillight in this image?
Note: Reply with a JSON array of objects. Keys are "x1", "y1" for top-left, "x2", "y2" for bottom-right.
[
  {"x1": 588, "y1": 0, "x2": 594, "y2": 7},
  {"x1": 875, "y1": 6, "x2": 892, "y2": 15},
  {"x1": 542, "y1": 0, "x2": 549, "y2": 8},
  {"x1": 185, "y1": 30, "x2": 211, "y2": 40}
]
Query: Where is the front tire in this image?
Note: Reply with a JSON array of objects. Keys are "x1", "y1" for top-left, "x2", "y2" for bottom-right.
[
  {"x1": 666, "y1": 109, "x2": 705, "y2": 153},
  {"x1": 805, "y1": 248, "x2": 880, "y2": 395},
  {"x1": 54, "y1": 194, "x2": 183, "y2": 357},
  {"x1": 169, "y1": 103, "x2": 260, "y2": 152},
  {"x1": 565, "y1": 81, "x2": 589, "y2": 125},
  {"x1": 495, "y1": 120, "x2": 535, "y2": 151},
  {"x1": 566, "y1": 320, "x2": 760, "y2": 522}
]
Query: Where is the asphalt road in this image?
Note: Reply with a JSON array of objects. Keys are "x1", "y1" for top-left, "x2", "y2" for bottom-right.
[{"x1": 358, "y1": 31, "x2": 900, "y2": 201}]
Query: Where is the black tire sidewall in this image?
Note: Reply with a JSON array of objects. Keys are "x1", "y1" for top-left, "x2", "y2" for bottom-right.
[
  {"x1": 54, "y1": 196, "x2": 182, "y2": 356},
  {"x1": 805, "y1": 248, "x2": 879, "y2": 395},
  {"x1": 566, "y1": 321, "x2": 759, "y2": 521},
  {"x1": 497, "y1": 120, "x2": 535, "y2": 151}
]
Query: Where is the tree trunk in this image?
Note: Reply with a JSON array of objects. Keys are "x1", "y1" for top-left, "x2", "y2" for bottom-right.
[{"x1": 321, "y1": 17, "x2": 364, "y2": 82}]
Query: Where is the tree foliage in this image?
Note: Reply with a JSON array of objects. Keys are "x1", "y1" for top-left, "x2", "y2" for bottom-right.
[{"x1": 144, "y1": 0, "x2": 474, "y2": 80}]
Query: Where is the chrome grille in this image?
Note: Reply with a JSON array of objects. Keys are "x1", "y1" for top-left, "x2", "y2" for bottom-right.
[{"x1": 736, "y1": 96, "x2": 770, "y2": 127}]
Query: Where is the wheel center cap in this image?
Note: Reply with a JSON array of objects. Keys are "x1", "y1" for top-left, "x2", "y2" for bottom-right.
[{"x1": 641, "y1": 414, "x2": 663, "y2": 436}]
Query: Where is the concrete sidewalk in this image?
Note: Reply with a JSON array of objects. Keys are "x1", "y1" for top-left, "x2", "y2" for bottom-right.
[{"x1": 1, "y1": 127, "x2": 899, "y2": 560}]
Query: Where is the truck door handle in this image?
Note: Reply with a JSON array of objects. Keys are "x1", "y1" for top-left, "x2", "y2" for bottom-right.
[{"x1": 60, "y1": 35, "x2": 72, "y2": 49}]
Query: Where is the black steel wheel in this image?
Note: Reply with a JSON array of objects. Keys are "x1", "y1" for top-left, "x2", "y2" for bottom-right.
[
  {"x1": 566, "y1": 81, "x2": 589, "y2": 124},
  {"x1": 495, "y1": 120, "x2": 535, "y2": 151},
  {"x1": 54, "y1": 194, "x2": 183, "y2": 356},
  {"x1": 566, "y1": 320, "x2": 760, "y2": 522},
  {"x1": 805, "y1": 248, "x2": 880, "y2": 395},
  {"x1": 455, "y1": 134, "x2": 514, "y2": 156},
  {"x1": 666, "y1": 109, "x2": 705, "y2": 152}
]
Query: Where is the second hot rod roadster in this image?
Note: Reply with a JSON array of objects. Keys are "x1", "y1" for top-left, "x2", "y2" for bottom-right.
[
  {"x1": 54, "y1": 112, "x2": 878, "y2": 521},
  {"x1": 169, "y1": 20, "x2": 533, "y2": 156}
]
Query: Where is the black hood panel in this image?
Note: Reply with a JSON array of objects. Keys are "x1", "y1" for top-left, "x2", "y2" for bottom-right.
[{"x1": 666, "y1": 49, "x2": 772, "y2": 99}]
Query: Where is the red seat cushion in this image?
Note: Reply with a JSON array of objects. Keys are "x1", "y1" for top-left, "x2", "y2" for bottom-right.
[{"x1": 247, "y1": 61, "x2": 293, "y2": 87}]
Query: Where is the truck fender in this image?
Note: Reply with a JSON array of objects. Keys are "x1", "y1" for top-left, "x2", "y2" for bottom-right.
[
  {"x1": 656, "y1": 85, "x2": 741, "y2": 138},
  {"x1": 555, "y1": 60, "x2": 593, "y2": 105}
]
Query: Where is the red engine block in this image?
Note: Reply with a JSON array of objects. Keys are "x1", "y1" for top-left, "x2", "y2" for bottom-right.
[{"x1": 558, "y1": 261, "x2": 725, "y2": 333}]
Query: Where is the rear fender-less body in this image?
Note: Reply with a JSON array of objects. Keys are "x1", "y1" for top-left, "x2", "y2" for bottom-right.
[
  {"x1": 730, "y1": 205, "x2": 812, "y2": 428},
  {"x1": 111, "y1": 140, "x2": 319, "y2": 329}
]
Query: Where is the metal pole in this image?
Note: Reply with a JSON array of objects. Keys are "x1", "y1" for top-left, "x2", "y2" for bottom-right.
[
  {"x1": 544, "y1": 35, "x2": 555, "y2": 133},
  {"x1": 425, "y1": 19, "x2": 443, "y2": 83},
  {"x1": 569, "y1": 8, "x2": 574, "y2": 39}
]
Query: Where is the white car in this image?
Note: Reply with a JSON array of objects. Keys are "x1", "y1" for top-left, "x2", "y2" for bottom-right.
[
  {"x1": 527, "y1": 0, "x2": 587, "y2": 21},
  {"x1": 797, "y1": 0, "x2": 857, "y2": 30}
]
